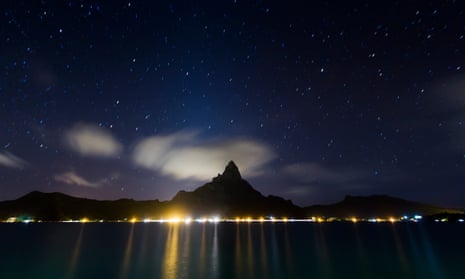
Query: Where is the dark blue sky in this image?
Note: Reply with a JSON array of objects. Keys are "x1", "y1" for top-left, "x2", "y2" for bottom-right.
[{"x1": 1, "y1": 1, "x2": 464, "y2": 207}]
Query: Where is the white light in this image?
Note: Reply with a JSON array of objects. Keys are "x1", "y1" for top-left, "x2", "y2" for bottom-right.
[{"x1": 208, "y1": 216, "x2": 220, "y2": 223}]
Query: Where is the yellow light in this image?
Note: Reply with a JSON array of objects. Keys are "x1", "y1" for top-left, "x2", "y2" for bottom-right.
[
  {"x1": 235, "y1": 217, "x2": 241, "y2": 223},
  {"x1": 259, "y1": 217, "x2": 265, "y2": 222},
  {"x1": 283, "y1": 217, "x2": 288, "y2": 222},
  {"x1": 389, "y1": 217, "x2": 396, "y2": 223},
  {"x1": 246, "y1": 217, "x2": 252, "y2": 222},
  {"x1": 168, "y1": 217, "x2": 181, "y2": 223},
  {"x1": 80, "y1": 218, "x2": 89, "y2": 223},
  {"x1": 130, "y1": 218, "x2": 137, "y2": 223},
  {"x1": 352, "y1": 217, "x2": 358, "y2": 223},
  {"x1": 184, "y1": 217, "x2": 192, "y2": 224}
]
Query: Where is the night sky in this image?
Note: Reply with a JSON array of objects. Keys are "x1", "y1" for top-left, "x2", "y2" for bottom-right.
[{"x1": 1, "y1": 1, "x2": 465, "y2": 207}]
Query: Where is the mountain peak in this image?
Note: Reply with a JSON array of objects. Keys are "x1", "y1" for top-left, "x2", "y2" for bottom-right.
[
  {"x1": 221, "y1": 160, "x2": 242, "y2": 181},
  {"x1": 171, "y1": 160, "x2": 301, "y2": 217}
]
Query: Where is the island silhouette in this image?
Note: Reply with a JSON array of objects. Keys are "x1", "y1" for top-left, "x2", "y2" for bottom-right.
[{"x1": 0, "y1": 161, "x2": 462, "y2": 221}]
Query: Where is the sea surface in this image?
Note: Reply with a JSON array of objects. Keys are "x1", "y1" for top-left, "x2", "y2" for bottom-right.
[{"x1": 0, "y1": 222, "x2": 464, "y2": 278}]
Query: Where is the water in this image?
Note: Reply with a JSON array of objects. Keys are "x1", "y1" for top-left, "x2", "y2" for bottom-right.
[{"x1": 0, "y1": 222, "x2": 464, "y2": 278}]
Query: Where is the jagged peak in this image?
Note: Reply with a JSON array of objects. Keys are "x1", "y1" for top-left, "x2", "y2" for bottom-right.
[
  {"x1": 222, "y1": 160, "x2": 242, "y2": 180},
  {"x1": 212, "y1": 160, "x2": 242, "y2": 182}
]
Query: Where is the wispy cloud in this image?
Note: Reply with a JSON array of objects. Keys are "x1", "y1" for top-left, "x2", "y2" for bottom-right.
[
  {"x1": 432, "y1": 74, "x2": 465, "y2": 111},
  {"x1": 132, "y1": 131, "x2": 275, "y2": 180},
  {"x1": 0, "y1": 152, "x2": 28, "y2": 169},
  {"x1": 284, "y1": 162, "x2": 366, "y2": 184},
  {"x1": 54, "y1": 171, "x2": 106, "y2": 188},
  {"x1": 64, "y1": 123, "x2": 122, "y2": 158},
  {"x1": 431, "y1": 74, "x2": 465, "y2": 150}
]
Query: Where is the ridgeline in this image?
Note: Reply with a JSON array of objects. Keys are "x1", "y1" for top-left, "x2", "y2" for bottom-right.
[{"x1": 0, "y1": 161, "x2": 462, "y2": 221}]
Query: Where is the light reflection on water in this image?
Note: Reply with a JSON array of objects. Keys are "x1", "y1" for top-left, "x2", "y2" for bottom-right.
[
  {"x1": 259, "y1": 224, "x2": 269, "y2": 278},
  {"x1": 66, "y1": 224, "x2": 84, "y2": 279},
  {"x1": 199, "y1": 224, "x2": 207, "y2": 277},
  {"x1": 1, "y1": 223, "x2": 464, "y2": 278},
  {"x1": 313, "y1": 223, "x2": 331, "y2": 277},
  {"x1": 245, "y1": 223, "x2": 254, "y2": 277},
  {"x1": 211, "y1": 223, "x2": 218, "y2": 278},
  {"x1": 234, "y1": 224, "x2": 241, "y2": 279},
  {"x1": 120, "y1": 223, "x2": 135, "y2": 279},
  {"x1": 390, "y1": 222, "x2": 411, "y2": 276},
  {"x1": 162, "y1": 224, "x2": 179, "y2": 279}
]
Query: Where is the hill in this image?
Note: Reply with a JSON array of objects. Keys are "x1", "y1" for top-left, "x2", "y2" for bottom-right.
[
  {"x1": 0, "y1": 161, "x2": 462, "y2": 221},
  {"x1": 304, "y1": 195, "x2": 462, "y2": 218},
  {"x1": 0, "y1": 191, "x2": 166, "y2": 221}
]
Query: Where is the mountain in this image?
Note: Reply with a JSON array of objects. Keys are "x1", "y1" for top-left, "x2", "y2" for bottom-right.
[
  {"x1": 304, "y1": 195, "x2": 463, "y2": 218},
  {"x1": 0, "y1": 161, "x2": 462, "y2": 221},
  {"x1": 0, "y1": 191, "x2": 167, "y2": 221},
  {"x1": 170, "y1": 161, "x2": 301, "y2": 217},
  {"x1": 0, "y1": 161, "x2": 301, "y2": 220}
]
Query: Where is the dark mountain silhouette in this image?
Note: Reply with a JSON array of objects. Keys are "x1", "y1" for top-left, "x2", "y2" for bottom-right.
[
  {"x1": 0, "y1": 161, "x2": 462, "y2": 221},
  {"x1": 170, "y1": 161, "x2": 301, "y2": 217},
  {"x1": 304, "y1": 195, "x2": 462, "y2": 218},
  {"x1": 0, "y1": 191, "x2": 167, "y2": 221}
]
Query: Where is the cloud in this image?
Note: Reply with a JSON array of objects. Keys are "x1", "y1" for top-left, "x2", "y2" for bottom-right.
[
  {"x1": 432, "y1": 75, "x2": 465, "y2": 110},
  {"x1": 54, "y1": 171, "x2": 105, "y2": 188},
  {"x1": 284, "y1": 162, "x2": 366, "y2": 184},
  {"x1": 64, "y1": 123, "x2": 122, "y2": 158},
  {"x1": 132, "y1": 131, "x2": 275, "y2": 180},
  {"x1": 0, "y1": 152, "x2": 28, "y2": 169},
  {"x1": 430, "y1": 75, "x2": 465, "y2": 150}
]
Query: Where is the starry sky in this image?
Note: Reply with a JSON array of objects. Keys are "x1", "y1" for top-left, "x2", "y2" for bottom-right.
[{"x1": 1, "y1": 1, "x2": 465, "y2": 207}]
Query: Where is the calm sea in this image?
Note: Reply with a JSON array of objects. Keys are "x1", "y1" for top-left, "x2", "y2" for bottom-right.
[{"x1": 0, "y1": 222, "x2": 464, "y2": 278}]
